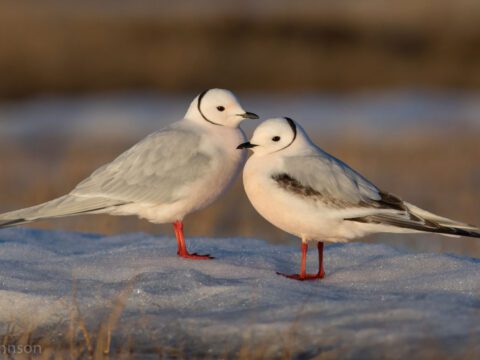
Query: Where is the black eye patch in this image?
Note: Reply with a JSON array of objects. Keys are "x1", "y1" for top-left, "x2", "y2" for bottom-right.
[
  {"x1": 272, "y1": 136, "x2": 281, "y2": 142},
  {"x1": 216, "y1": 106, "x2": 225, "y2": 112}
]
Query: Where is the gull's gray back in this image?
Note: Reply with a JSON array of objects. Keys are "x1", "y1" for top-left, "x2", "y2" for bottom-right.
[
  {"x1": 72, "y1": 127, "x2": 211, "y2": 204},
  {"x1": 280, "y1": 151, "x2": 381, "y2": 207}
]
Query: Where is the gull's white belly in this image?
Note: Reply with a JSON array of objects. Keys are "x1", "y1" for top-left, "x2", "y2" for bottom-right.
[{"x1": 243, "y1": 159, "x2": 375, "y2": 242}]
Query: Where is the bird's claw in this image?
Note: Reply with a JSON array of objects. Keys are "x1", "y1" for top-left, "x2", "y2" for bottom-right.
[
  {"x1": 276, "y1": 272, "x2": 324, "y2": 281},
  {"x1": 178, "y1": 252, "x2": 214, "y2": 260}
]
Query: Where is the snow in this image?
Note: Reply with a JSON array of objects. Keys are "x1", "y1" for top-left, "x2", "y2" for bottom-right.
[{"x1": 1, "y1": 228, "x2": 480, "y2": 357}]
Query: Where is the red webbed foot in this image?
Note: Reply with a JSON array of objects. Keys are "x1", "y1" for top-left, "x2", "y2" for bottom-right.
[
  {"x1": 276, "y1": 272, "x2": 325, "y2": 281},
  {"x1": 278, "y1": 241, "x2": 326, "y2": 281},
  {"x1": 178, "y1": 251, "x2": 214, "y2": 260},
  {"x1": 173, "y1": 220, "x2": 214, "y2": 260}
]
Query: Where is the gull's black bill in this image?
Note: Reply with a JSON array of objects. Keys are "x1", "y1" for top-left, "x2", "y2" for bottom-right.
[
  {"x1": 237, "y1": 142, "x2": 258, "y2": 149},
  {"x1": 239, "y1": 112, "x2": 259, "y2": 119}
]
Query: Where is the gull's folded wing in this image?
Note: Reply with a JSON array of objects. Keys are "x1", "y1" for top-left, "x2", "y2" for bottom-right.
[
  {"x1": 274, "y1": 151, "x2": 480, "y2": 238},
  {"x1": 0, "y1": 126, "x2": 212, "y2": 227}
]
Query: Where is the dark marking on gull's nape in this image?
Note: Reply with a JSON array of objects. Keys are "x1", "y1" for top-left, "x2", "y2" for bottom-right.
[
  {"x1": 275, "y1": 117, "x2": 297, "y2": 152},
  {"x1": 197, "y1": 89, "x2": 221, "y2": 126},
  {"x1": 285, "y1": 117, "x2": 297, "y2": 143}
]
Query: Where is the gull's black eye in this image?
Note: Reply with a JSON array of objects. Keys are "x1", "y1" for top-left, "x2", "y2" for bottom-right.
[
  {"x1": 216, "y1": 106, "x2": 225, "y2": 112},
  {"x1": 272, "y1": 136, "x2": 281, "y2": 142}
]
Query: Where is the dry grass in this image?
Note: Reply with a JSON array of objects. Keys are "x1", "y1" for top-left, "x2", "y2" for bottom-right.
[
  {"x1": 1, "y1": 0, "x2": 480, "y2": 98},
  {"x1": 1, "y1": 278, "x2": 479, "y2": 359}
]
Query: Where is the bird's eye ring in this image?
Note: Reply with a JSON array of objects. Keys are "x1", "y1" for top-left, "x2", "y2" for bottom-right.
[
  {"x1": 217, "y1": 106, "x2": 225, "y2": 112},
  {"x1": 272, "y1": 136, "x2": 281, "y2": 142}
]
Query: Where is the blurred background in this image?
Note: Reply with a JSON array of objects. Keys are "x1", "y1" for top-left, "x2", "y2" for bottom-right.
[{"x1": 0, "y1": 0, "x2": 479, "y2": 256}]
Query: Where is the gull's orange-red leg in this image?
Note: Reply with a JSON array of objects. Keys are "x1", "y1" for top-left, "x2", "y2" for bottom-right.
[
  {"x1": 300, "y1": 242, "x2": 308, "y2": 278},
  {"x1": 278, "y1": 241, "x2": 325, "y2": 281},
  {"x1": 317, "y1": 242, "x2": 325, "y2": 279},
  {"x1": 173, "y1": 220, "x2": 213, "y2": 260}
]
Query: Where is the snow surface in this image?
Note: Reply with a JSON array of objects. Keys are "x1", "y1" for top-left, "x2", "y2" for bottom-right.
[{"x1": 1, "y1": 228, "x2": 480, "y2": 357}]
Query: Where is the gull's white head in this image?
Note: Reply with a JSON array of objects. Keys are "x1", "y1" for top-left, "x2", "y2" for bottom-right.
[
  {"x1": 237, "y1": 117, "x2": 311, "y2": 155},
  {"x1": 185, "y1": 88, "x2": 258, "y2": 128}
]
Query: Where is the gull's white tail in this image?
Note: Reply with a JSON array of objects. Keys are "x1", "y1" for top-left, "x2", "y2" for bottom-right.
[{"x1": 0, "y1": 195, "x2": 126, "y2": 228}]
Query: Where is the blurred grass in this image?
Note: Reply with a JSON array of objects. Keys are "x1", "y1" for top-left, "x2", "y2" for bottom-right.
[
  {"x1": 1, "y1": 0, "x2": 480, "y2": 98},
  {"x1": 0, "y1": 129, "x2": 479, "y2": 257}
]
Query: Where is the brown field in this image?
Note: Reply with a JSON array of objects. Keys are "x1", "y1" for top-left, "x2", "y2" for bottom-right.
[
  {"x1": 1, "y1": 0, "x2": 480, "y2": 98},
  {"x1": 1, "y1": 129, "x2": 479, "y2": 257}
]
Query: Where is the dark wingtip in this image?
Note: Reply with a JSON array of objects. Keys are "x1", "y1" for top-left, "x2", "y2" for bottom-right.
[
  {"x1": 0, "y1": 218, "x2": 27, "y2": 228},
  {"x1": 444, "y1": 227, "x2": 480, "y2": 238}
]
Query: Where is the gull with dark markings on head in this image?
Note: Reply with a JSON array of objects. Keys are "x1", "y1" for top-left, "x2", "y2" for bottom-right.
[
  {"x1": 0, "y1": 89, "x2": 258, "y2": 260},
  {"x1": 238, "y1": 117, "x2": 480, "y2": 280}
]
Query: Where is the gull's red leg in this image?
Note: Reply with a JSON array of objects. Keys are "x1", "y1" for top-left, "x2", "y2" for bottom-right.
[
  {"x1": 300, "y1": 242, "x2": 308, "y2": 278},
  {"x1": 278, "y1": 241, "x2": 325, "y2": 281},
  {"x1": 317, "y1": 241, "x2": 325, "y2": 278},
  {"x1": 173, "y1": 221, "x2": 187, "y2": 255},
  {"x1": 277, "y1": 242, "x2": 308, "y2": 280},
  {"x1": 173, "y1": 220, "x2": 213, "y2": 260}
]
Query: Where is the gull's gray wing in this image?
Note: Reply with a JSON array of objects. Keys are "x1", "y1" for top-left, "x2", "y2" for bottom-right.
[
  {"x1": 71, "y1": 127, "x2": 211, "y2": 204},
  {"x1": 0, "y1": 127, "x2": 212, "y2": 227},
  {"x1": 275, "y1": 153, "x2": 389, "y2": 209},
  {"x1": 275, "y1": 152, "x2": 480, "y2": 237}
]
